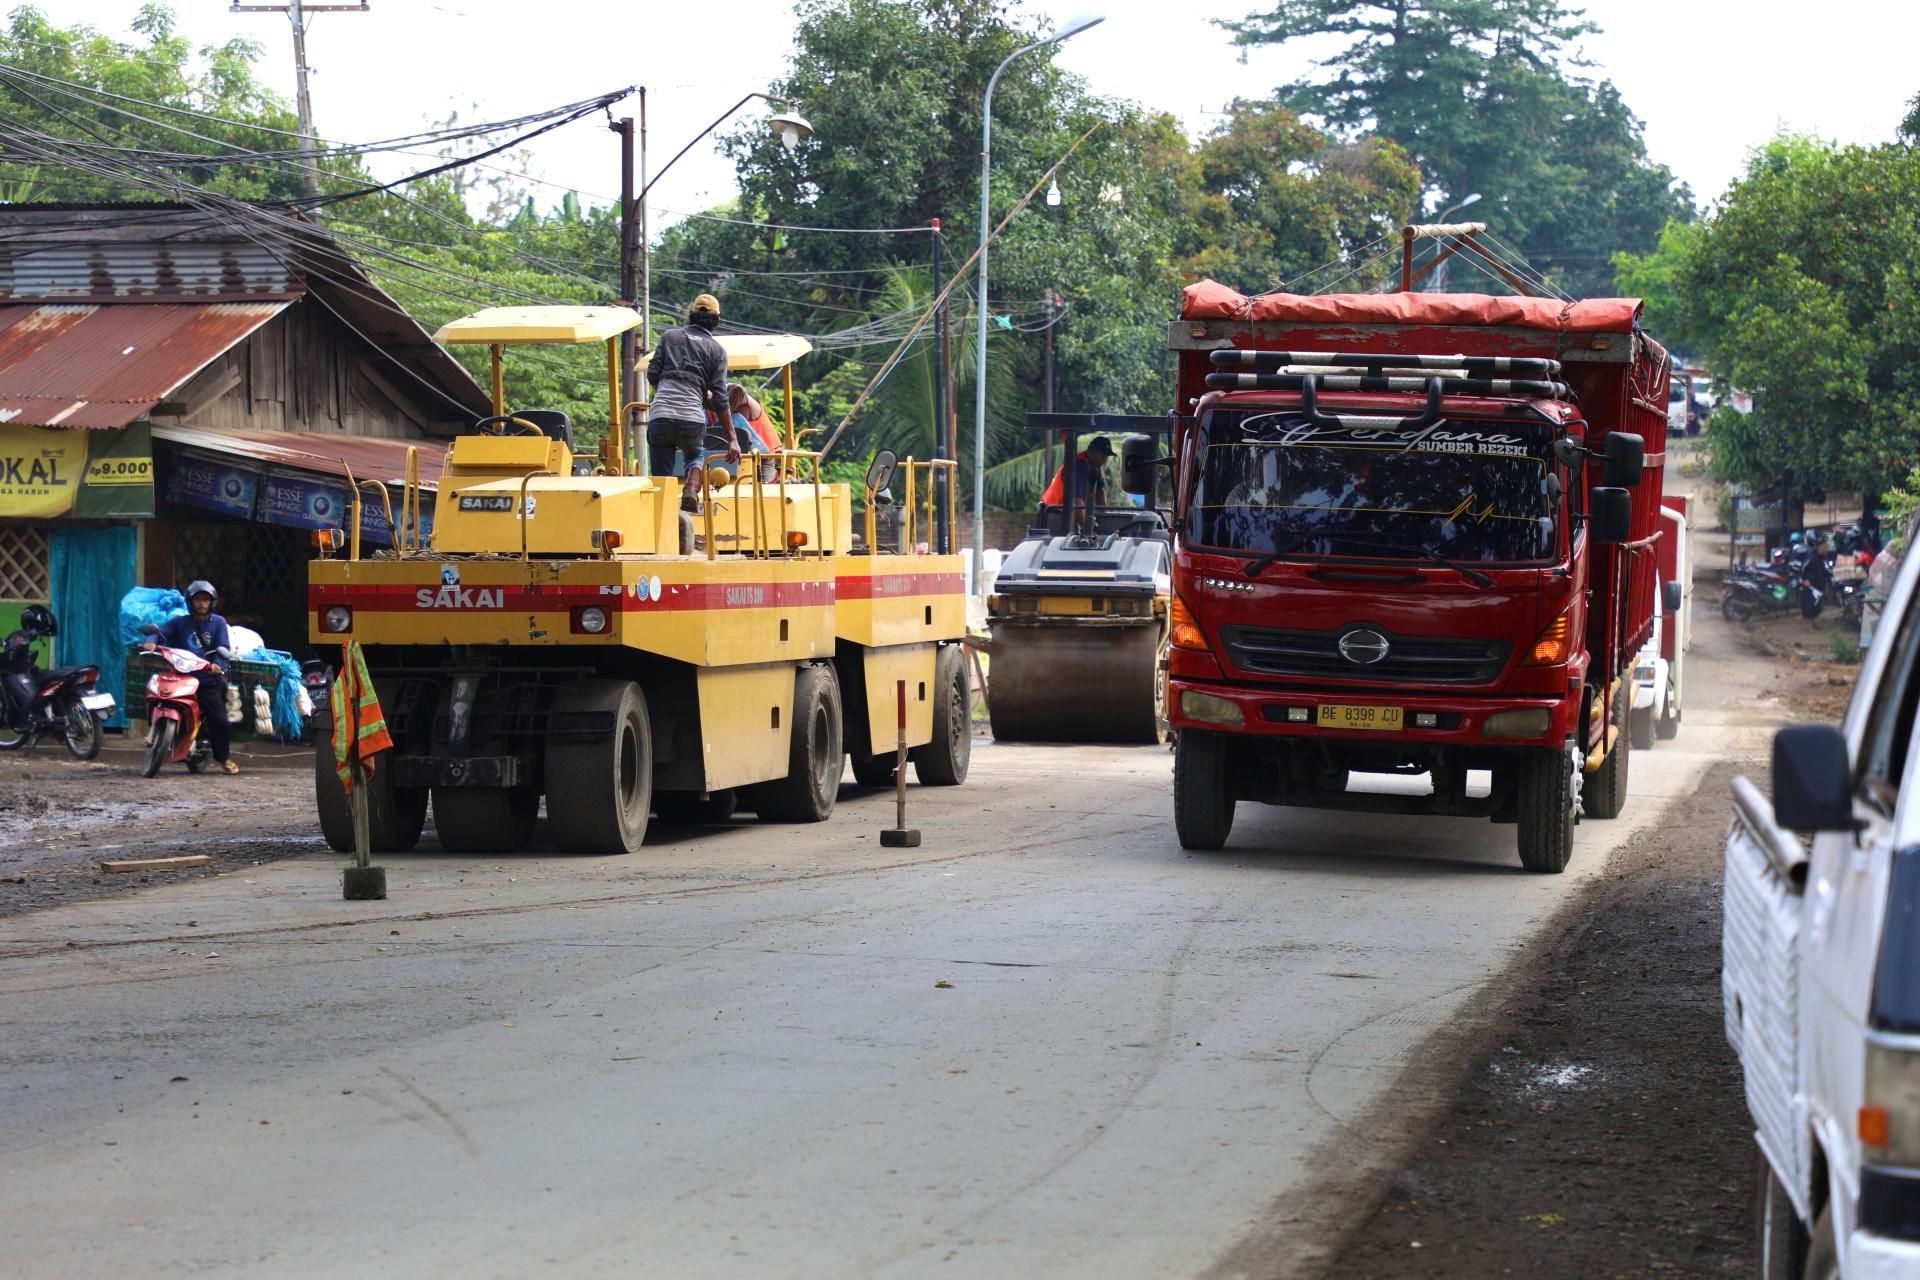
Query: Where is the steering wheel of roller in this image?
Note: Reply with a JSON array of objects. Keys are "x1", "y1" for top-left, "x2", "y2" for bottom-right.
[{"x1": 471, "y1": 413, "x2": 546, "y2": 438}]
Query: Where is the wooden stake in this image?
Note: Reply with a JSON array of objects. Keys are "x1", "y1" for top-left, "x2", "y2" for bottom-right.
[{"x1": 101, "y1": 855, "x2": 211, "y2": 874}]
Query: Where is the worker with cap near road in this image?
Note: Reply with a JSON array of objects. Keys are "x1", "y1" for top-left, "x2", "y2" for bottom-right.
[
  {"x1": 646, "y1": 293, "x2": 737, "y2": 511},
  {"x1": 142, "y1": 580, "x2": 239, "y2": 773},
  {"x1": 1040, "y1": 435, "x2": 1114, "y2": 524}
]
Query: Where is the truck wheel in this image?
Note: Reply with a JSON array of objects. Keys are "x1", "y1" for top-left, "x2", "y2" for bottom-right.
[
  {"x1": 314, "y1": 735, "x2": 428, "y2": 853},
  {"x1": 546, "y1": 680, "x2": 653, "y2": 854},
  {"x1": 653, "y1": 789, "x2": 737, "y2": 824},
  {"x1": 1174, "y1": 731, "x2": 1235, "y2": 850},
  {"x1": 911, "y1": 644, "x2": 971, "y2": 786},
  {"x1": 751, "y1": 664, "x2": 842, "y2": 822},
  {"x1": 1751, "y1": 1138, "x2": 1810, "y2": 1280},
  {"x1": 1656, "y1": 684, "x2": 1681, "y2": 741},
  {"x1": 432, "y1": 787, "x2": 537, "y2": 853},
  {"x1": 849, "y1": 752, "x2": 897, "y2": 787},
  {"x1": 1586, "y1": 684, "x2": 1630, "y2": 820},
  {"x1": 1515, "y1": 746, "x2": 1575, "y2": 873},
  {"x1": 1630, "y1": 703, "x2": 1654, "y2": 751}
]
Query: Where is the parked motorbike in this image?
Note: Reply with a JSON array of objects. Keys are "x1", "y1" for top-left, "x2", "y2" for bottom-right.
[
  {"x1": 299, "y1": 658, "x2": 332, "y2": 741},
  {"x1": 1721, "y1": 562, "x2": 1817, "y2": 624},
  {"x1": 138, "y1": 631, "x2": 225, "y2": 778},
  {"x1": 0, "y1": 605, "x2": 111, "y2": 760}
]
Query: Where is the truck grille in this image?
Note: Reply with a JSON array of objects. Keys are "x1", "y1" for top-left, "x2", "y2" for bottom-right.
[{"x1": 1218, "y1": 625, "x2": 1510, "y2": 684}]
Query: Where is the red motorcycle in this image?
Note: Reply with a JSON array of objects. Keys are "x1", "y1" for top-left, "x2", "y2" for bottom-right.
[{"x1": 139, "y1": 640, "x2": 220, "y2": 777}]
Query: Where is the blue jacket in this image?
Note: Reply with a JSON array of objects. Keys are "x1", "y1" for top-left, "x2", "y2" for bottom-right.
[{"x1": 155, "y1": 613, "x2": 231, "y2": 673}]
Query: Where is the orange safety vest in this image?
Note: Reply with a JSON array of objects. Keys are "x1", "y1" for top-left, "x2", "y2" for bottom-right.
[
  {"x1": 330, "y1": 639, "x2": 394, "y2": 790},
  {"x1": 1040, "y1": 451, "x2": 1102, "y2": 506},
  {"x1": 745, "y1": 410, "x2": 779, "y2": 452}
]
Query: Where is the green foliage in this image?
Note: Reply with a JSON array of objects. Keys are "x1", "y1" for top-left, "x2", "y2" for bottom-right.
[
  {"x1": 1630, "y1": 132, "x2": 1920, "y2": 501},
  {"x1": 1223, "y1": 0, "x2": 1692, "y2": 296},
  {"x1": 1830, "y1": 631, "x2": 1861, "y2": 665}
]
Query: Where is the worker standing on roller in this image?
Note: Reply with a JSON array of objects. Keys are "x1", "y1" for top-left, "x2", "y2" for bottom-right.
[
  {"x1": 1040, "y1": 435, "x2": 1113, "y2": 527},
  {"x1": 646, "y1": 293, "x2": 736, "y2": 511}
]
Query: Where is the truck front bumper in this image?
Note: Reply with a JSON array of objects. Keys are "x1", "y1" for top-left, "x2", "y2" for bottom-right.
[
  {"x1": 1167, "y1": 677, "x2": 1577, "y2": 750},
  {"x1": 1849, "y1": 1229, "x2": 1920, "y2": 1278}
]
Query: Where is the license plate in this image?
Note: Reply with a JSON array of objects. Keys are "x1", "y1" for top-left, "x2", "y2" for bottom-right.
[
  {"x1": 1317, "y1": 703, "x2": 1402, "y2": 731},
  {"x1": 80, "y1": 693, "x2": 115, "y2": 711}
]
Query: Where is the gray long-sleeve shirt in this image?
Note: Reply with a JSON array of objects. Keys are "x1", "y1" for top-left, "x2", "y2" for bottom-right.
[{"x1": 646, "y1": 323, "x2": 728, "y2": 425}]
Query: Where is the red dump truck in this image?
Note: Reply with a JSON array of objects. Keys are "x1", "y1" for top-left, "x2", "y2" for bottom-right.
[{"x1": 1149, "y1": 281, "x2": 1670, "y2": 872}]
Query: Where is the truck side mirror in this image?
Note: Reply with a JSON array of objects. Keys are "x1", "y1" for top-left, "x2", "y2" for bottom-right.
[
  {"x1": 1590, "y1": 487, "x2": 1632, "y2": 544},
  {"x1": 1552, "y1": 436, "x2": 1585, "y2": 471},
  {"x1": 1603, "y1": 432, "x2": 1645, "y2": 487},
  {"x1": 1663, "y1": 579, "x2": 1683, "y2": 613},
  {"x1": 1120, "y1": 433, "x2": 1159, "y2": 498},
  {"x1": 1773, "y1": 724, "x2": 1854, "y2": 832}
]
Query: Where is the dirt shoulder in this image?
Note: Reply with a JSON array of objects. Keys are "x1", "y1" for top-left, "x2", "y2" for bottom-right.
[
  {"x1": 1322, "y1": 756, "x2": 1756, "y2": 1278},
  {"x1": 0, "y1": 736, "x2": 322, "y2": 918}
]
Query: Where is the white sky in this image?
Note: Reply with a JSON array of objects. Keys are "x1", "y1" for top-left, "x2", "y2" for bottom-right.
[{"x1": 45, "y1": 0, "x2": 1920, "y2": 221}]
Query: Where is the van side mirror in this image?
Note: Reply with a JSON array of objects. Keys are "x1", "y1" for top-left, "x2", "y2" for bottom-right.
[
  {"x1": 1120, "y1": 433, "x2": 1160, "y2": 498},
  {"x1": 1603, "y1": 432, "x2": 1645, "y2": 487},
  {"x1": 1773, "y1": 724, "x2": 1854, "y2": 832},
  {"x1": 1590, "y1": 487, "x2": 1632, "y2": 544},
  {"x1": 1663, "y1": 579, "x2": 1683, "y2": 613}
]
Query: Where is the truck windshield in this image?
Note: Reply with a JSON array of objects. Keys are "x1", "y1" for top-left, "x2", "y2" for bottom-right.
[{"x1": 1186, "y1": 409, "x2": 1559, "y2": 563}]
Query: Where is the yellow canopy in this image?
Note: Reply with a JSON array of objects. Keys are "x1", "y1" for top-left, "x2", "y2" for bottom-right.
[
  {"x1": 637, "y1": 332, "x2": 813, "y2": 372},
  {"x1": 433, "y1": 306, "x2": 644, "y2": 345}
]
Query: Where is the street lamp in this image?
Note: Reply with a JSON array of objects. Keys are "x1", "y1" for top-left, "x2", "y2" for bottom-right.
[
  {"x1": 971, "y1": 13, "x2": 1104, "y2": 589},
  {"x1": 636, "y1": 89, "x2": 813, "y2": 351}
]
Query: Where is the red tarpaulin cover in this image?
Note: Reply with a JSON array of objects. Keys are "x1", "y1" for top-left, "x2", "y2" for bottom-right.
[{"x1": 1179, "y1": 281, "x2": 1641, "y2": 335}]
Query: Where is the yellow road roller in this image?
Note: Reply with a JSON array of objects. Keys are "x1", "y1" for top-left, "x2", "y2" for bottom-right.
[
  {"x1": 308, "y1": 305, "x2": 970, "y2": 854},
  {"x1": 986, "y1": 414, "x2": 1172, "y2": 744}
]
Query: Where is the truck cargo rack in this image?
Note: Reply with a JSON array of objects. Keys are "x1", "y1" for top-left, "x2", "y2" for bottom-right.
[{"x1": 1205, "y1": 348, "x2": 1570, "y2": 400}]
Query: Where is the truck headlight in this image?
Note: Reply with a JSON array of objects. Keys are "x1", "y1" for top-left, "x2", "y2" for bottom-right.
[
  {"x1": 321, "y1": 605, "x2": 352, "y2": 634},
  {"x1": 1179, "y1": 690, "x2": 1243, "y2": 727},
  {"x1": 1483, "y1": 708, "x2": 1551, "y2": 738},
  {"x1": 576, "y1": 606, "x2": 609, "y2": 635}
]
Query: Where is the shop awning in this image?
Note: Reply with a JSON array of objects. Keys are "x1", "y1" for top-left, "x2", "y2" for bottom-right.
[
  {"x1": 0, "y1": 302, "x2": 288, "y2": 428},
  {"x1": 151, "y1": 424, "x2": 446, "y2": 489}
]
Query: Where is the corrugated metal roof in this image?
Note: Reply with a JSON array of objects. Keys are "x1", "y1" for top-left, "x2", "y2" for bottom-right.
[
  {"x1": 0, "y1": 302, "x2": 286, "y2": 429},
  {"x1": 152, "y1": 423, "x2": 448, "y2": 490},
  {"x1": 0, "y1": 240, "x2": 298, "y2": 300},
  {"x1": 0, "y1": 204, "x2": 493, "y2": 426}
]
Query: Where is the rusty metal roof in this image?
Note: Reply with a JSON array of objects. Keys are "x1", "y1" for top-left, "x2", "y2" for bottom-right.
[
  {"x1": 0, "y1": 204, "x2": 493, "y2": 428},
  {"x1": 151, "y1": 422, "x2": 448, "y2": 490},
  {"x1": 0, "y1": 302, "x2": 286, "y2": 429}
]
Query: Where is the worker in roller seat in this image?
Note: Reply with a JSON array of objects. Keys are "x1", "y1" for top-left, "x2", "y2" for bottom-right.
[{"x1": 143, "y1": 580, "x2": 239, "y2": 774}]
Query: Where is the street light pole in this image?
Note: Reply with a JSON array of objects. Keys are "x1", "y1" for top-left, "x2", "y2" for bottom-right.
[
  {"x1": 636, "y1": 90, "x2": 812, "y2": 352},
  {"x1": 971, "y1": 14, "x2": 1103, "y2": 590}
]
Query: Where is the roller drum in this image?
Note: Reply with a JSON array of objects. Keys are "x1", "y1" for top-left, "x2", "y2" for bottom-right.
[{"x1": 987, "y1": 617, "x2": 1165, "y2": 743}]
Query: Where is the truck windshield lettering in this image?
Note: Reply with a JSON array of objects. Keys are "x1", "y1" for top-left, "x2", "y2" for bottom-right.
[{"x1": 1187, "y1": 411, "x2": 1558, "y2": 563}]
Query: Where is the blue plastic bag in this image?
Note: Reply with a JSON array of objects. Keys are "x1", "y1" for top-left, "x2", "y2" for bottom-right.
[{"x1": 119, "y1": 587, "x2": 186, "y2": 648}]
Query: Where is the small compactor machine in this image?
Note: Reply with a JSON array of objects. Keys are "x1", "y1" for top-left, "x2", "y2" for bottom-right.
[
  {"x1": 308, "y1": 305, "x2": 970, "y2": 855},
  {"x1": 986, "y1": 413, "x2": 1172, "y2": 743}
]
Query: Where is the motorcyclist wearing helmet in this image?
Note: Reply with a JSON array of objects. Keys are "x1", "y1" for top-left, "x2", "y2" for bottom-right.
[{"x1": 143, "y1": 581, "x2": 238, "y2": 774}]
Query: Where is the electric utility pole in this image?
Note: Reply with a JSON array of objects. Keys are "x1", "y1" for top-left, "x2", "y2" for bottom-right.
[{"x1": 229, "y1": 1, "x2": 369, "y2": 201}]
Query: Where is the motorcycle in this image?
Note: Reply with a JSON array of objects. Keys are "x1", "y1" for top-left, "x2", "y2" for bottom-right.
[
  {"x1": 1721, "y1": 562, "x2": 1815, "y2": 624},
  {"x1": 137, "y1": 633, "x2": 226, "y2": 777},
  {"x1": 0, "y1": 606, "x2": 111, "y2": 760}
]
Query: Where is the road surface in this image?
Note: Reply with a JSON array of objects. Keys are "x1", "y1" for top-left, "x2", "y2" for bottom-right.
[{"x1": 0, "y1": 624, "x2": 1773, "y2": 1279}]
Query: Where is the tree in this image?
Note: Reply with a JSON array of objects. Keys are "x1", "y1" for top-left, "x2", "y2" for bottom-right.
[
  {"x1": 1616, "y1": 132, "x2": 1920, "y2": 503},
  {"x1": 1223, "y1": 0, "x2": 1690, "y2": 296}
]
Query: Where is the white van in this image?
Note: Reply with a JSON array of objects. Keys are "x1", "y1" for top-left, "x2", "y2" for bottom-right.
[{"x1": 1725, "y1": 531, "x2": 1920, "y2": 1278}]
